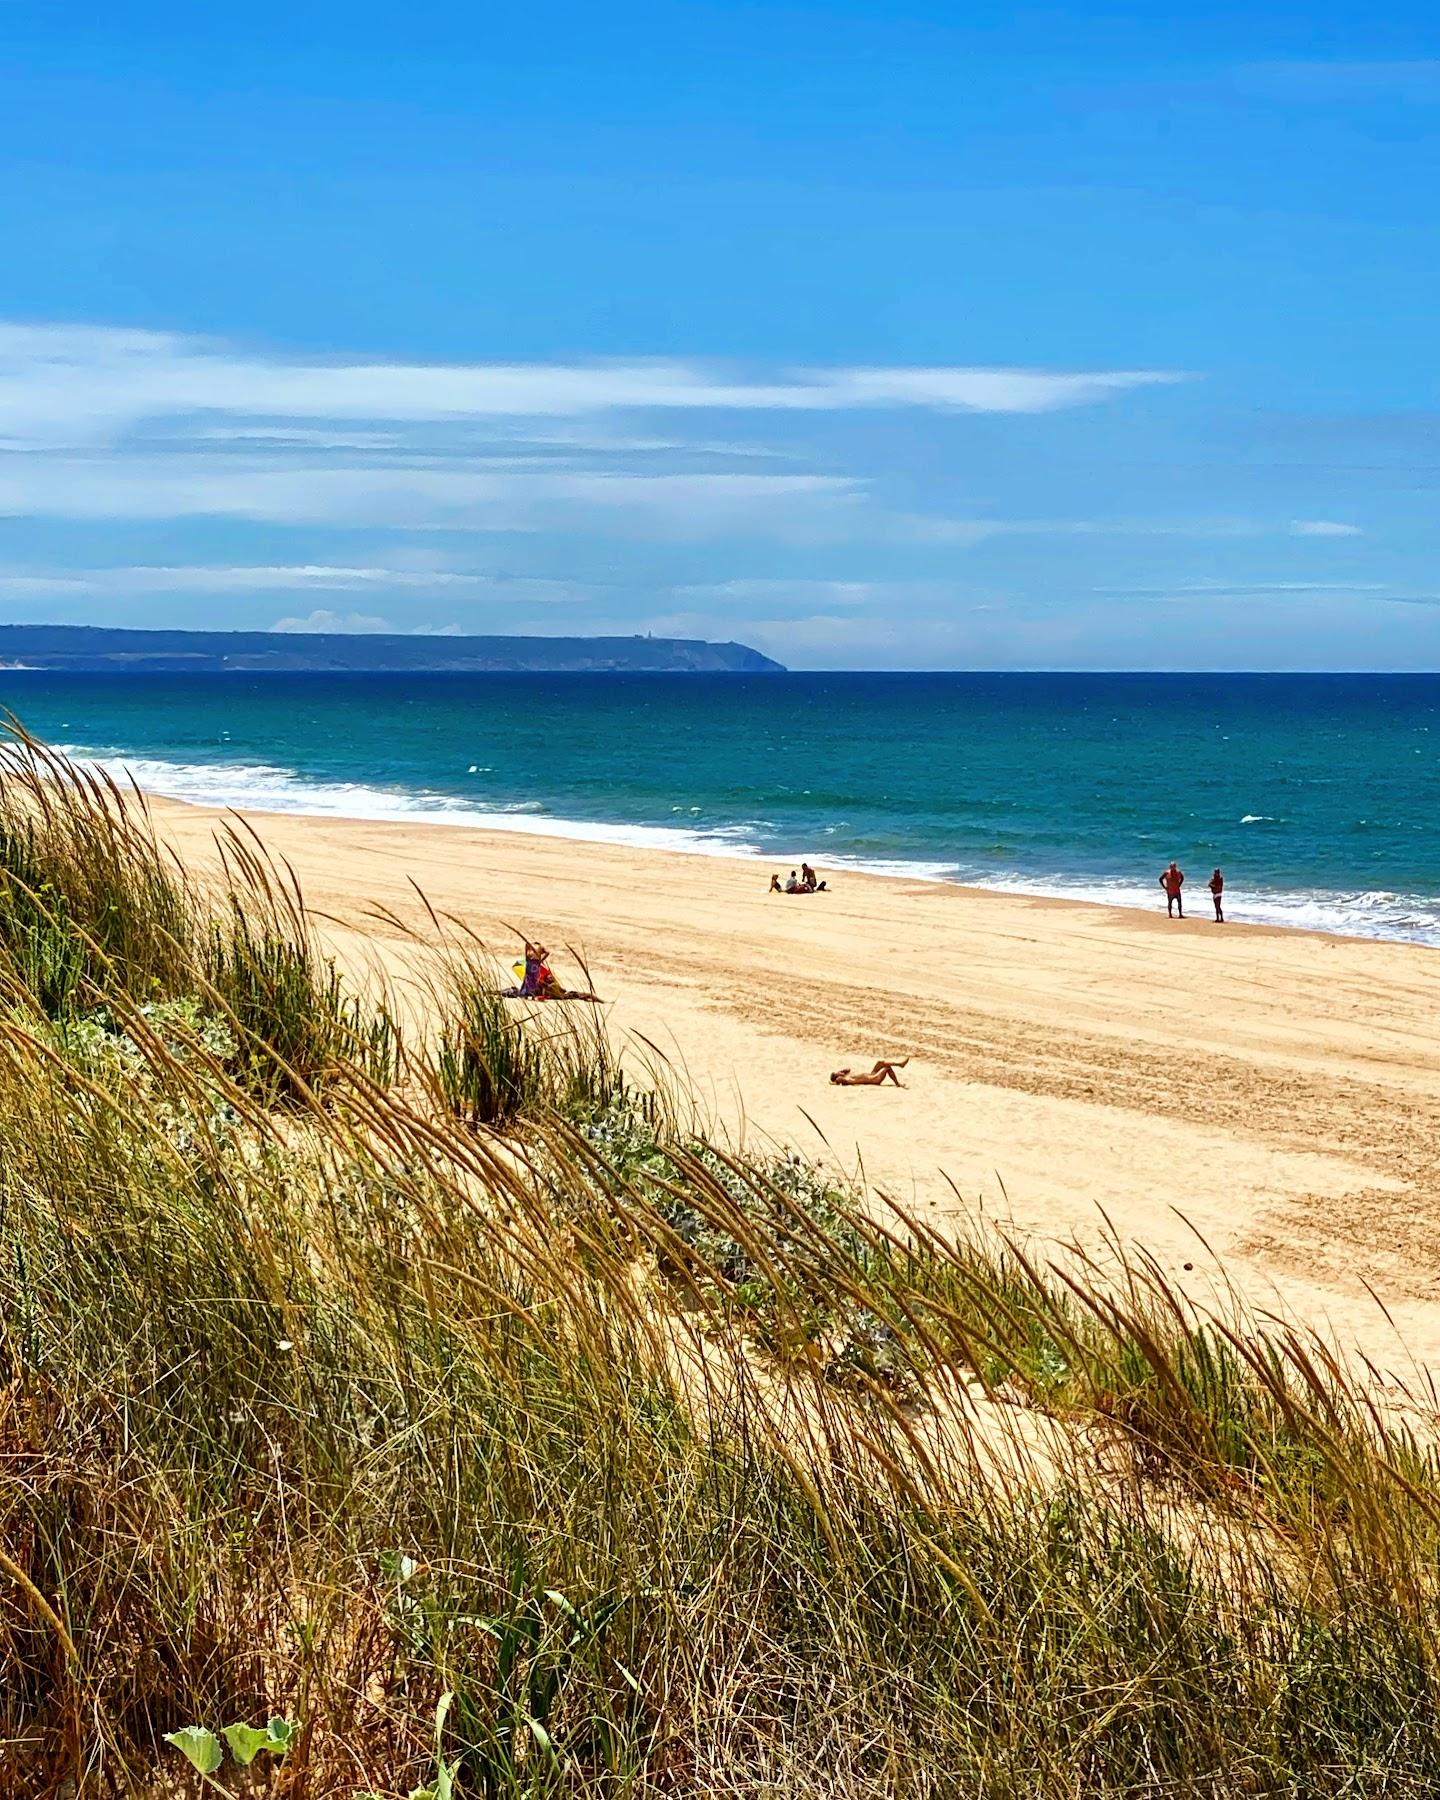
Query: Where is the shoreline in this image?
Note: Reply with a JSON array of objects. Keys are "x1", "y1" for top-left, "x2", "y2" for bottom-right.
[
  {"x1": 14, "y1": 666, "x2": 1440, "y2": 949},
  {"x1": 146, "y1": 789, "x2": 1440, "y2": 1374},
  {"x1": 139, "y1": 781, "x2": 1388, "y2": 951}
]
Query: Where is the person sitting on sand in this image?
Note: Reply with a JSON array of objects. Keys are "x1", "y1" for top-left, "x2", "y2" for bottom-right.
[
  {"x1": 769, "y1": 873, "x2": 783, "y2": 893},
  {"x1": 519, "y1": 941, "x2": 554, "y2": 998},
  {"x1": 1160, "y1": 861, "x2": 1185, "y2": 918},
  {"x1": 505, "y1": 940, "x2": 602, "y2": 1003},
  {"x1": 830, "y1": 1058, "x2": 910, "y2": 1087},
  {"x1": 1209, "y1": 867, "x2": 1225, "y2": 923},
  {"x1": 784, "y1": 870, "x2": 801, "y2": 893}
]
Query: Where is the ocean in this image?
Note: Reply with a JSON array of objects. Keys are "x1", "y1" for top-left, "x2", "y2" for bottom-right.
[{"x1": 3, "y1": 669, "x2": 1439, "y2": 945}]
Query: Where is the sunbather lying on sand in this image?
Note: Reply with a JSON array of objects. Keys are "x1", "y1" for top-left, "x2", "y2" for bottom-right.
[{"x1": 829, "y1": 1058, "x2": 909, "y2": 1086}]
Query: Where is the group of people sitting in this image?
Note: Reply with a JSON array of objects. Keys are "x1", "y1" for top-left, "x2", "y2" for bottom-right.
[{"x1": 769, "y1": 862, "x2": 828, "y2": 894}]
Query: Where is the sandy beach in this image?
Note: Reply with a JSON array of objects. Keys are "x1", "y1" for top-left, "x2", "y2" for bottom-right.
[{"x1": 152, "y1": 796, "x2": 1440, "y2": 1374}]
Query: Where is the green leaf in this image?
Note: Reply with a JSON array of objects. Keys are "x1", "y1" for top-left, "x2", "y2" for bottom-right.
[
  {"x1": 265, "y1": 1716, "x2": 296, "y2": 1752},
  {"x1": 525, "y1": 1715, "x2": 560, "y2": 1763},
  {"x1": 164, "y1": 1726, "x2": 223, "y2": 1775},
  {"x1": 431, "y1": 1691, "x2": 456, "y2": 1800},
  {"x1": 379, "y1": 1550, "x2": 418, "y2": 1584},
  {"x1": 223, "y1": 1722, "x2": 272, "y2": 1766},
  {"x1": 542, "y1": 1588, "x2": 581, "y2": 1625}
]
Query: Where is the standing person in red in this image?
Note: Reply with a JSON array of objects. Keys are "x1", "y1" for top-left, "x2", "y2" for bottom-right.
[
  {"x1": 1159, "y1": 861, "x2": 1185, "y2": 918},
  {"x1": 1209, "y1": 868, "x2": 1225, "y2": 923}
]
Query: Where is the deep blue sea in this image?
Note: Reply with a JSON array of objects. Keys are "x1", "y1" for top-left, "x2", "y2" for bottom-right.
[{"x1": 3, "y1": 670, "x2": 1440, "y2": 944}]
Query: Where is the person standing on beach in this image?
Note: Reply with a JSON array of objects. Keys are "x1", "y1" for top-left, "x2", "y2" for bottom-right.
[
  {"x1": 1209, "y1": 868, "x2": 1225, "y2": 923},
  {"x1": 1160, "y1": 861, "x2": 1185, "y2": 918}
]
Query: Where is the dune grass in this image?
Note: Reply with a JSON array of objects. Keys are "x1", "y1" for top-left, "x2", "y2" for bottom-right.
[{"x1": 4, "y1": 735, "x2": 1440, "y2": 1794}]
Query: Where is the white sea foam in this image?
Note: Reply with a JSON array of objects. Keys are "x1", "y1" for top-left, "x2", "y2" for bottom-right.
[
  {"x1": 56, "y1": 747, "x2": 783, "y2": 860},
  {"x1": 55, "y1": 746, "x2": 1440, "y2": 946},
  {"x1": 944, "y1": 870, "x2": 1440, "y2": 945}
]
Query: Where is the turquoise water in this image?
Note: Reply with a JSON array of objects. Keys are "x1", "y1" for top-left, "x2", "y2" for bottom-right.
[{"x1": 4, "y1": 671, "x2": 1440, "y2": 943}]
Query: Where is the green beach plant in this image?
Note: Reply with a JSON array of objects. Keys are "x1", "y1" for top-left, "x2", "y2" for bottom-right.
[
  {"x1": 0, "y1": 726, "x2": 199, "y2": 1010},
  {"x1": 435, "y1": 957, "x2": 545, "y2": 1127},
  {"x1": 164, "y1": 1715, "x2": 294, "y2": 1781},
  {"x1": 8, "y1": 731, "x2": 1440, "y2": 1792}
]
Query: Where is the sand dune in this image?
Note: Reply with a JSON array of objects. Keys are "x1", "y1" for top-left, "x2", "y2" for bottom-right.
[{"x1": 152, "y1": 797, "x2": 1440, "y2": 1375}]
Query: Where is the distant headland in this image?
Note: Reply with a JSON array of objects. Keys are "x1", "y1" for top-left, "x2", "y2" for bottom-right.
[{"x1": 0, "y1": 624, "x2": 785, "y2": 675}]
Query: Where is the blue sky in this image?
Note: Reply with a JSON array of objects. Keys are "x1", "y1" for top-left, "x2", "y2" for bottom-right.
[{"x1": 0, "y1": 2, "x2": 1436, "y2": 669}]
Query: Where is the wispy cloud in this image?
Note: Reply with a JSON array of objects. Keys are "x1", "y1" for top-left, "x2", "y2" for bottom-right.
[
  {"x1": 1289, "y1": 519, "x2": 1363, "y2": 537},
  {"x1": 0, "y1": 563, "x2": 485, "y2": 595},
  {"x1": 1093, "y1": 580, "x2": 1386, "y2": 598},
  {"x1": 0, "y1": 562, "x2": 618, "y2": 604},
  {"x1": 0, "y1": 323, "x2": 1188, "y2": 449},
  {"x1": 674, "y1": 578, "x2": 885, "y2": 609},
  {"x1": 0, "y1": 320, "x2": 1197, "y2": 550},
  {"x1": 793, "y1": 365, "x2": 1186, "y2": 414},
  {"x1": 672, "y1": 577, "x2": 987, "y2": 616},
  {"x1": 0, "y1": 455, "x2": 862, "y2": 535},
  {"x1": 192, "y1": 426, "x2": 404, "y2": 450}
]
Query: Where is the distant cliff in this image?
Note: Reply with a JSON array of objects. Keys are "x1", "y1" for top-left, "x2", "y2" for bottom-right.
[{"x1": 0, "y1": 625, "x2": 785, "y2": 674}]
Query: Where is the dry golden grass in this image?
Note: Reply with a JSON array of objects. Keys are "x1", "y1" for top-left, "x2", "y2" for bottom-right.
[{"x1": 4, "y1": 731, "x2": 1440, "y2": 1797}]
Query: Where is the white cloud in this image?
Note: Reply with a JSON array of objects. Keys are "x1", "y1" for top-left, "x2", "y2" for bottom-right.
[
  {"x1": 192, "y1": 426, "x2": 404, "y2": 450},
  {"x1": 675, "y1": 578, "x2": 881, "y2": 608},
  {"x1": 0, "y1": 322, "x2": 1187, "y2": 450},
  {"x1": 0, "y1": 455, "x2": 862, "y2": 535},
  {"x1": 0, "y1": 573, "x2": 97, "y2": 597},
  {"x1": 1289, "y1": 519, "x2": 1363, "y2": 537},
  {"x1": 0, "y1": 563, "x2": 482, "y2": 597},
  {"x1": 878, "y1": 514, "x2": 1272, "y2": 546},
  {"x1": 271, "y1": 609, "x2": 394, "y2": 633},
  {"x1": 0, "y1": 558, "x2": 647, "y2": 613},
  {"x1": 270, "y1": 609, "x2": 468, "y2": 635},
  {"x1": 672, "y1": 577, "x2": 988, "y2": 617},
  {"x1": 1094, "y1": 580, "x2": 1384, "y2": 598},
  {"x1": 803, "y1": 366, "x2": 1186, "y2": 414},
  {"x1": 869, "y1": 514, "x2": 1010, "y2": 546},
  {"x1": 0, "y1": 322, "x2": 1195, "y2": 549}
]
